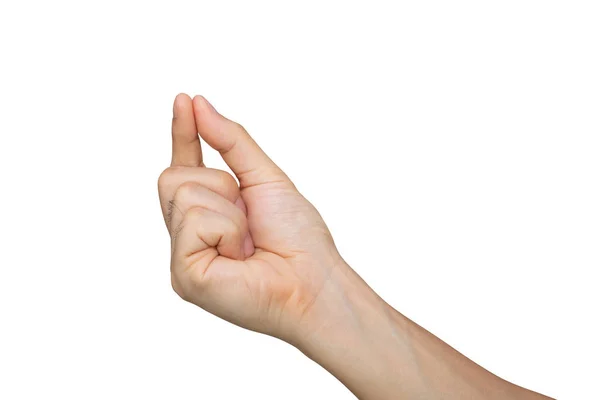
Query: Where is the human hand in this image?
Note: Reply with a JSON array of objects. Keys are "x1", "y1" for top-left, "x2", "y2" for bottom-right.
[{"x1": 158, "y1": 94, "x2": 360, "y2": 346}]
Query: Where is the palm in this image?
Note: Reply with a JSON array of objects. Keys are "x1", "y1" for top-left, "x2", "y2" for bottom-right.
[{"x1": 206, "y1": 184, "x2": 335, "y2": 333}]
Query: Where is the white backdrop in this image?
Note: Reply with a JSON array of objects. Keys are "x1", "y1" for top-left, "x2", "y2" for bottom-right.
[{"x1": 1, "y1": 1, "x2": 598, "y2": 399}]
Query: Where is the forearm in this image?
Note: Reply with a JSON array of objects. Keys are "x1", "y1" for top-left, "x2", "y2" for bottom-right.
[{"x1": 296, "y1": 263, "x2": 553, "y2": 400}]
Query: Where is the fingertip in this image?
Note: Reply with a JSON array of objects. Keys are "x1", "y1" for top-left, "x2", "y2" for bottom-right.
[
  {"x1": 192, "y1": 95, "x2": 231, "y2": 152},
  {"x1": 192, "y1": 94, "x2": 205, "y2": 104},
  {"x1": 192, "y1": 95, "x2": 217, "y2": 115},
  {"x1": 243, "y1": 233, "x2": 255, "y2": 259},
  {"x1": 174, "y1": 93, "x2": 192, "y2": 113}
]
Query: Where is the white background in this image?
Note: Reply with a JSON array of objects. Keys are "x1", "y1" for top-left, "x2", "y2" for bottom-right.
[{"x1": 1, "y1": 1, "x2": 598, "y2": 399}]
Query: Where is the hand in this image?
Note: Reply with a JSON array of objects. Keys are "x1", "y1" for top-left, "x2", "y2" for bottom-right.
[{"x1": 158, "y1": 94, "x2": 354, "y2": 345}]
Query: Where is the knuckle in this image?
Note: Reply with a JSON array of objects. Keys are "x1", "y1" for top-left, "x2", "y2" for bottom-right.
[
  {"x1": 215, "y1": 169, "x2": 237, "y2": 188},
  {"x1": 226, "y1": 218, "x2": 240, "y2": 237},
  {"x1": 224, "y1": 220, "x2": 244, "y2": 248},
  {"x1": 174, "y1": 181, "x2": 199, "y2": 201},
  {"x1": 158, "y1": 166, "x2": 184, "y2": 190},
  {"x1": 157, "y1": 167, "x2": 174, "y2": 190},
  {"x1": 183, "y1": 206, "x2": 205, "y2": 223},
  {"x1": 230, "y1": 120, "x2": 246, "y2": 133},
  {"x1": 212, "y1": 169, "x2": 239, "y2": 200}
]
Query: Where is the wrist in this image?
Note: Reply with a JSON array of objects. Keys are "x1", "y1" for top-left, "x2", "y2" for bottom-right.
[
  {"x1": 292, "y1": 261, "x2": 404, "y2": 367},
  {"x1": 290, "y1": 262, "x2": 426, "y2": 399},
  {"x1": 295, "y1": 262, "x2": 391, "y2": 354}
]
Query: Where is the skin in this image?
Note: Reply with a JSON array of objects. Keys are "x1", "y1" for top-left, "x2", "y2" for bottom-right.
[{"x1": 158, "y1": 93, "x2": 554, "y2": 400}]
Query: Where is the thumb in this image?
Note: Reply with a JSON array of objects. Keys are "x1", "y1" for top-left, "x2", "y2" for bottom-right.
[{"x1": 192, "y1": 96, "x2": 292, "y2": 189}]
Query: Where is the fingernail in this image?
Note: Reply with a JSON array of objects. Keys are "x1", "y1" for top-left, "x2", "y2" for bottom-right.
[{"x1": 173, "y1": 93, "x2": 187, "y2": 115}]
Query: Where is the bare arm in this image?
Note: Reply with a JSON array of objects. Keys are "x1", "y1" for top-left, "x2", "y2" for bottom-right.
[
  {"x1": 296, "y1": 263, "x2": 552, "y2": 400},
  {"x1": 158, "y1": 93, "x2": 553, "y2": 400}
]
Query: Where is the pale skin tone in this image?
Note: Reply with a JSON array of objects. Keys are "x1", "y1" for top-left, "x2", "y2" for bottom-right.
[{"x1": 158, "y1": 94, "x2": 554, "y2": 400}]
